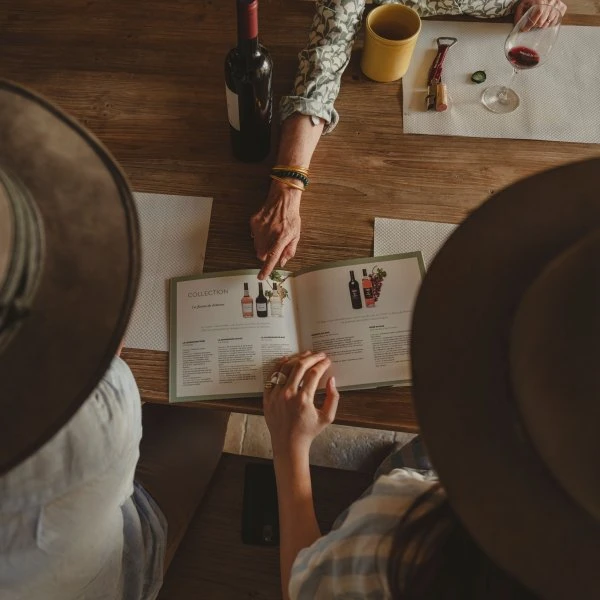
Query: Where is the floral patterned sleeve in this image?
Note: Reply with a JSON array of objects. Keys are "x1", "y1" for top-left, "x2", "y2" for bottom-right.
[
  {"x1": 280, "y1": 0, "x2": 516, "y2": 135},
  {"x1": 280, "y1": 0, "x2": 366, "y2": 135}
]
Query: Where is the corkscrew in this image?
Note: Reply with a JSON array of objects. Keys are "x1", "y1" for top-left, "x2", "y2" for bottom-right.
[{"x1": 425, "y1": 37, "x2": 458, "y2": 112}]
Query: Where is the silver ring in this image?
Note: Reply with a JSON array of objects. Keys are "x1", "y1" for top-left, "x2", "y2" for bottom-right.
[
  {"x1": 269, "y1": 371, "x2": 288, "y2": 385},
  {"x1": 264, "y1": 381, "x2": 274, "y2": 390}
]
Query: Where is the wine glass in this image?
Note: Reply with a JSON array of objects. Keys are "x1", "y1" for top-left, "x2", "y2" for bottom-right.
[{"x1": 482, "y1": 4, "x2": 562, "y2": 114}]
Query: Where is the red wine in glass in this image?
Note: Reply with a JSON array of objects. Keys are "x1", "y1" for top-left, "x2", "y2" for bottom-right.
[
  {"x1": 481, "y1": 4, "x2": 562, "y2": 114},
  {"x1": 507, "y1": 46, "x2": 541, "y2": 69}
]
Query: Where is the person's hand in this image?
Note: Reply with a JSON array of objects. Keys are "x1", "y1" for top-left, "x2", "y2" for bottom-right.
[
  {"x1": 263, "y1": 351, "x2": 339, "y2": 459},
  {"x1": 514, "y1": 0, "x2": 566, "y2": 27},
  {"x1": 250, "y1": 180, "x2": 302, "y2": 280}
]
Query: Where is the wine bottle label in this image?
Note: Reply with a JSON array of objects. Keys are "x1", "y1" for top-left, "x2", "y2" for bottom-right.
[
  {"x1": 257, "y1": 302, "x2": 267, "y2": 312},
  {"x1": 242, "y1": 304, "x2": 253, "y2": 317},
  {"x1": 350, "y1": 287, "x2": 362, "y2": 309},
  {"x1": 225, "y1": 85, "x2": 240, "y2": 131}
]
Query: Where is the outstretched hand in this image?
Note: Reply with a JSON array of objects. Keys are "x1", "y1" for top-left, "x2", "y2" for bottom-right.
[{"x1": 250, "y1": 181, "x2": 302, "y2": 281}]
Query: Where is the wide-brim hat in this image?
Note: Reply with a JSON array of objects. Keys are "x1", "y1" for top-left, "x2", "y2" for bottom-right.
[
  {"x1": 411, "y1": 157, "x2": 600, "y2": 598},
  {"x1": 0, "y1": 80, "x2": 140, "y2": 475}
]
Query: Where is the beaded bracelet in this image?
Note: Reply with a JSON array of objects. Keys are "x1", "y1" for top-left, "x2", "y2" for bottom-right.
[
  {"x1": 271, "y1": 168, "x2": 310, "y2": 188},
  {"x1": 270, "y1": 174, "x2": 306, "y2": 192}
]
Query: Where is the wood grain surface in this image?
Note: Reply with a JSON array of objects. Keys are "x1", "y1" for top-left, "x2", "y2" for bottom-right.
[
  {"x1": 157, "y1": 455, "x2": 281, "y2": 600},
  {"x1": 2, "y1": 0, "x2": 598, "y2": 431},
  {"x1": 158, "y1": 453, "x2": 373, "y2": 600}
]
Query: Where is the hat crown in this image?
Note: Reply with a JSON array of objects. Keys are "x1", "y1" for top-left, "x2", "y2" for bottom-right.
[
  {"x1": 0, "y1": 167, "x2": 45, "y2": 354},
  {"x1": 0, "y1": 185, "x2": 12, "y2": 292},
  {"x1": 511, "y1": 229, "x2": 600, "y2": 521}
]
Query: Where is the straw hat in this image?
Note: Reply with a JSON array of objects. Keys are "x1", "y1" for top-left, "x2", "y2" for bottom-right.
[
  {"x1": 411, "y1": 158, "x2": 600, "y2": 598},
  {"x1": 0, "y1": 81, "x2": 140, "y2": 475}
]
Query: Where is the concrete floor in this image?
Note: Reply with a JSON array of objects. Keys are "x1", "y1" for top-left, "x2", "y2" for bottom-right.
[{"x1": 224, "y1": 413, "x2": 415, "y2": 473}]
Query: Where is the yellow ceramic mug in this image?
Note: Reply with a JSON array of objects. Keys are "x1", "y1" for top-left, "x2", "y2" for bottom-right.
[{"x1": 361, "y1": 5, "x2": 422, "y2": 83}]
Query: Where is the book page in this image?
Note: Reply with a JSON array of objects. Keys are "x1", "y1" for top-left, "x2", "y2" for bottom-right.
[
  {"x1": 294, "y1": 254, "x2": 424, "y2": 390},
  {"x1": 169, "y1": 269, "x2": 299, "y2": 402}
]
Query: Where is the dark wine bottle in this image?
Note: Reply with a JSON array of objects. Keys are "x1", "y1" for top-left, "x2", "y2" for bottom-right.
[
  {"x1": 224, "y1": 0, "x2": 273, "y2": 162},
  {"x1": 349, "y1": 270, "x2": 362, "y2": 309},
  {"x1": 256, "y1": 282, "x2": 268, "y2": 317}
]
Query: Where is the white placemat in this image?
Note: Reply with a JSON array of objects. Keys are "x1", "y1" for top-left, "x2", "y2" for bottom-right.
[
  {"x1": 123, "y1": 192, "x2": 213, "y2": 351},
  {"x1": 403, "y1": 21, "x2": 600, "y2": 143},
  {"x1": 374, "y1": 217, "x2": 457, "y2": 268}
]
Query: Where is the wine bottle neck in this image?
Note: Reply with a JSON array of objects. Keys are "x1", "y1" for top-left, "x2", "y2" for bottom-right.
[
  {"x1": 238, "y1": 38, "x2": 258, "y2": 56},
  {"x1": 237, "y1": 0, "x2": 259, "y2": 53}
]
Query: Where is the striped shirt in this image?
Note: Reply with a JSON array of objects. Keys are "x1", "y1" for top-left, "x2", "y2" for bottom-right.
[
  {"x1": 290, "y1": 468, "x2": 439, "y2": 599},
  {"x1": 280, "y1": 0, "x2": 516, "y2": 133}
]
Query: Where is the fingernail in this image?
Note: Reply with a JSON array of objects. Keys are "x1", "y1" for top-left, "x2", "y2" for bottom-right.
[
  {"x1": 331, "y1": 376, "x2": 336, "y2": 387},
  {"x1": 281, "y1": 259, "x2": 287, "y2": 267}
]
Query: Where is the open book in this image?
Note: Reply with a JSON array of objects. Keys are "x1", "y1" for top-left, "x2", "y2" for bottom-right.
[{"x1": 169, "y1": 253, "x2": 424, "y2": 402}]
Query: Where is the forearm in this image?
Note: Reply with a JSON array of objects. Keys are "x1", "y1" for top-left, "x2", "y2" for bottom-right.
[
  {"x1": 274, "y1": 449, "x2": 321, "y2": 600},
  {"x1": 276, "y1": 113, "x2": 324, "y2": 169}
]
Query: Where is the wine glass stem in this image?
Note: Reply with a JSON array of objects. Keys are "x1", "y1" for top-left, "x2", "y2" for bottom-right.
[{"x1": 499, "y1": 68, "x2": 518, "y2": 102}]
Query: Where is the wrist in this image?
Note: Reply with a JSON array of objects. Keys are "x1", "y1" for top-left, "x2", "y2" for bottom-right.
[
  {"x1": 273, "y1": 441, "x2": 311, "y2": 471},
  {"x1": 269, "y1": 179, "x2": 303, "y2": 204}
]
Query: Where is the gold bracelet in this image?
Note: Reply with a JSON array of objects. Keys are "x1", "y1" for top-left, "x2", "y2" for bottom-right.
[
  {"x1": 270, "y1": 174, "x2": 306, "y2": 192},
  {"x1": 273, "y1": 164, "x2": 310, "y2": 175}
]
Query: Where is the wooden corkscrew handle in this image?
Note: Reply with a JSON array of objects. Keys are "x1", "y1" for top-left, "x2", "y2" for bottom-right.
[{"x1": 435, "y1": 84, "x2": 448, "y2": 112}]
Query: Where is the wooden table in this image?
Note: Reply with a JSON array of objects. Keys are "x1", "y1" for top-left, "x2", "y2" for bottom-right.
[{"x1": 2, "y1": 0, "x2": 598, "y2": 431}]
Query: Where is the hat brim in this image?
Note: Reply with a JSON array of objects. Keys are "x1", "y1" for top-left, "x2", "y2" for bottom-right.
[
  {"x1": 411, "y1": 158, "x2": 600, "y2": 598},
  {"x1": 0, "y1": 81, "x2": 140, "y2": 475}
]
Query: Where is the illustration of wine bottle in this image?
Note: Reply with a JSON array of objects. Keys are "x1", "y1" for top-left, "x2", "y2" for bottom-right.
[
  {"x1": 362, "y1": 268, "x2": 375, "y2": 308},
  {"x1": 270, "y1": 282, "x2": 283, "y2": 317},
  {"x1": 241, "y1": 282, "x2": 254, "y2": 318},
  {"x1": 349, "y1": 270, "x2": 362, "y2": 309},
  {"x1": 256, "y1": 282, "x2": 268, "y2": 317}
]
